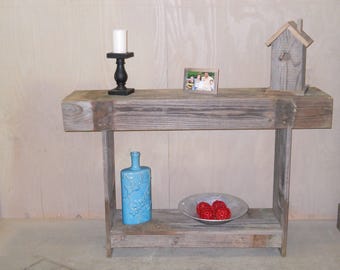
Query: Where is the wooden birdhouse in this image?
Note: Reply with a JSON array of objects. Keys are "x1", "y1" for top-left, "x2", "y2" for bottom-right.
[{"x1": 266, "y1": 19, "x2": 313, "y2": 95}]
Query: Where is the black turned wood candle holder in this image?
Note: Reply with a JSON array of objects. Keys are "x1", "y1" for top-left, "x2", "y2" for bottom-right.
[{"x1": 106, "y1": 52, "x2": 134, "y2": 95}]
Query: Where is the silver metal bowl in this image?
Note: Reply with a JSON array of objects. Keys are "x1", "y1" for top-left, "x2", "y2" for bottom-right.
[{"x1": 178, "y1": 192, "x2": 249, "y2": 225}]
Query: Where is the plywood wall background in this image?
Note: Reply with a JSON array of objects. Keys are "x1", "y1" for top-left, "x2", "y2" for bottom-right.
[{"x1": 0, "y1": 0, "x2": 339, "y2": 219}]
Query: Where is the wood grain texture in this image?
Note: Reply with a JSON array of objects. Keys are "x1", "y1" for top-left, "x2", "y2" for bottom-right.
[
  {"x1": 62, "y1": 87, "x2": 332, "y2": 132},
  {"x1": 111, "y1": 209, "x2": 282, "y2": 248},
  {"x1": 165, "y1": 1, "x2": 217, "y2": 89},
  {"x1": 266, "y1": 21, "x2": 313, "y2": 48},
  {"x1": 83, "y1": 85, "x2": 330, "y2": 255},
  {"x1": 102, "y1": 131, "x2": 115, "y2": 257},
  {"x1": 168, "y1": 129, "x2": 275, "y2": 209},
  {"x1": 337, "y1": 204, "x2": 340, "y2": 231},
  {"x1": 273, "y1": 127, "x2": 293, "y2": 257},
  {"x1": 1, "y1": 0, "x2": 338, "y2": 223},
  {"x1": 270, "y1": 30, "x2": 306, "y2": 92}
]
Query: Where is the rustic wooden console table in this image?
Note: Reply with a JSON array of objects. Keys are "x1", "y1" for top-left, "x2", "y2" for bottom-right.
[{"x1": 62, "y1": 87, "x2": 332, "y2": 257}]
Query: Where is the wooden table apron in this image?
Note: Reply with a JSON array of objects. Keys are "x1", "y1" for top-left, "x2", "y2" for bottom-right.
[{"x1": 61, "y1": 87, "x2": 333, "y2": 257}]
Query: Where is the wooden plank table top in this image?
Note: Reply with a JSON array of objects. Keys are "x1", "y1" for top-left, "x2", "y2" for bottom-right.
[{"x1": 62, "y1": 87, "x2": 332, "y2": 132}]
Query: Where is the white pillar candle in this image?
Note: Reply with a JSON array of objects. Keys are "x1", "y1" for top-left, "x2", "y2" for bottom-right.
[{"x1": 113, "y1": 29, "x2": 127, "y2": 53}]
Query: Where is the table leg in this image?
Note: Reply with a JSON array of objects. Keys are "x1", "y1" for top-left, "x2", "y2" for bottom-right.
[
  {"x1": 337, "y1": 203, "x2": 340, "y2": 231},
  {"x1": 102, "y1": 130, "x2": 116, "y2": 257},
  {"x1": 273, "y1": 127, "x2": 293, "y2": 257}
]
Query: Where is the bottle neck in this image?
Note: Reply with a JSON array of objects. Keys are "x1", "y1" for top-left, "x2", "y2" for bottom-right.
[{"x1": 130, "y1": 151, "x2": 140, "y2": 170}]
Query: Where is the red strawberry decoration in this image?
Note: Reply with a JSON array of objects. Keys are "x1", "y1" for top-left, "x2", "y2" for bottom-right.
[
  {"x1": 196, "y1": 200, "x2": 232, "y2": 220},
  {"x1": 212, "y1": 200, "x2": 227, "y2": 210},
  {"x1": 196, "y1": 202, "x2": 212, "y2": 215},
  {"x1": 199, "y1": 209, "x2": 214, "y2": 219},
  {"x1": 215, "y1": 207, "x2": 231, "y2": 220}
]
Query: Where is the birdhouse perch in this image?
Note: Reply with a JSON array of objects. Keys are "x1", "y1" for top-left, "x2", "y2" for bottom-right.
[{"x1": 266, "y1": 19, "x2": 313, "y2": 95}]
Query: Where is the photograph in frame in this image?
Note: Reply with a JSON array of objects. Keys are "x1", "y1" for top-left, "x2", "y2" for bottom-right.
[{"x1": 183, "y1": 68, "x2": 219, "y2": 95}]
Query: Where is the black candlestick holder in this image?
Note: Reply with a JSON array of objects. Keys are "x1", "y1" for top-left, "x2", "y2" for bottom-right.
[{"x1": 106, "y1": 52, "x2": 134, "y2": 95}]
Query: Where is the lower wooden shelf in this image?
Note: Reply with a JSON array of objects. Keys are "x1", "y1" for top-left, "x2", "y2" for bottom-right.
[{"x1": 111, "y1": 208, "x2": 282, "y2": 249}]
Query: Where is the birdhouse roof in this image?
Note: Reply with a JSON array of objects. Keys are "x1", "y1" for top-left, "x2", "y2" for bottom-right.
[{"x1": 266, "y1": 21, "x2": 313, "y2": 48}]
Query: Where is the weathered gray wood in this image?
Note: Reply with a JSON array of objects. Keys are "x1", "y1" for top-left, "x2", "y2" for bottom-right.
[
  {"x1": 61, "y1": 87, "x2": 333, "y2": 257},
  {"x1": 62, "y1": 88, "x2": 332, "y2": 132},
  {"x1": 102, "y1": 130, "x2": 116, "y2": 257},
  {"x1": 111, "y1": 209, "x2": 282, "y2": 248},
  {"x1": 337, "y1": 203, "x2": 340, "y2": 231},
  {"x1": 293, "y1": 89, "x2": 333, "y2": 128},
  {"x1": 273, "y1": 127, "x2": 293, "y2": 257},
  {"x1": 270, "y1": 29, "x2": 306, "y2": 92},
  {"x1": 266, "y1": 21, "x2": 313, "y2": 48},
  {"x1": 266, "y1": 20, "x2": 314, "y2": 95}
]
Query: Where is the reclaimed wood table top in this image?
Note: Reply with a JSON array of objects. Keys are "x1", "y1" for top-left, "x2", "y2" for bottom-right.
[{"x1": 62, "y1": 87, "x2": 332, "y2": 131}]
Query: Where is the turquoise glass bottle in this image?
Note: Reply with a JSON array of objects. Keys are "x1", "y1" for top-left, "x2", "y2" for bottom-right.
[{"x1": 121, "y1": 151, "x2": 151, "y2": 225}]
